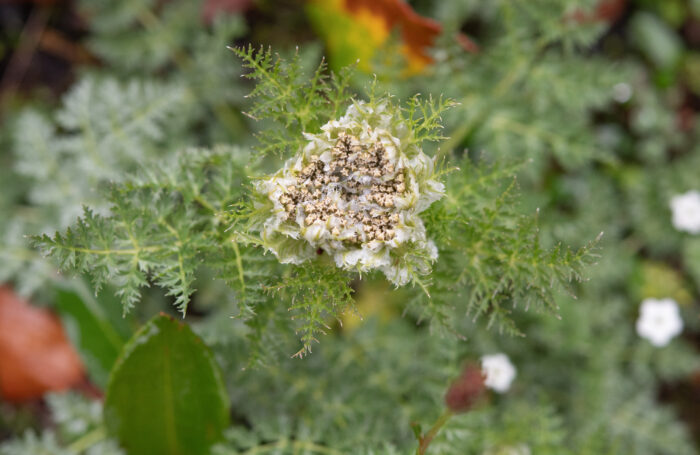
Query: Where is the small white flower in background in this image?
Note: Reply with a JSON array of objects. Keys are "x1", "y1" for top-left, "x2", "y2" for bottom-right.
[
  {"x1": 670, "y1": 191, "x2": 700, "y2": 234},
  {"x1": 636, "y1": 298, "x2": 683, "y2": 347},
  {"x1": 481, "y1": 353, "x2": 516, "y2": 393},
  {"x1": 253, "y1": 100, "x2": 444, "y2": 285},
  {"x1": 612, "y1": 82, "x2": 633, "y2": 103}
]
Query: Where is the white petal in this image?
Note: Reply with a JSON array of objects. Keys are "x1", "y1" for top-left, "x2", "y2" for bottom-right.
[{"x1": 481, "y1": 353, "x2": 517, "y2": 393}]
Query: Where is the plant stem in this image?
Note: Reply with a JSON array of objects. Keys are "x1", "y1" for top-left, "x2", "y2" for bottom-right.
[
  {"x1": 230, "y1": 439, "x2": 341, "y2": 455},
  {"x1": 66, "y1": 426, "x2": 107, "y2": 453},
  {"x1": 416, "y1": 410, "x2": 454, "y2": 455}
]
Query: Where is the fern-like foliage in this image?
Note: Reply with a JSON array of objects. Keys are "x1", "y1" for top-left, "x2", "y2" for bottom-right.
[
  {"x1": 14, "y1": 76, "x2": 187, "y2": 225},
  {"x1": 7, "y1": 1, "x2": 700, "y2": 454},
  {"x1": 231, "y1": 45, "x2": 355, "y2": 158},
  {"x1": 35, "y1": 146, "x2": 250, "y2": 314},
  {"x1": 410, "y1": 156, "x2": 600, "y2": 336},
  {"x1": 81, "y1": 0, "x2": 200, "y2": 72},
  {"x1": 403, "y1": 94, "x2": 458, "y2": 148},
  {"x1": 31, "y1": 142, "x2": 347, "y2": 357},
  {"x1": 233, "y1": 45, "x2": 459, "y2": 159},
  {"x1": 78, "y1": 0, "x2": 249, "y2": 140},
  {"x1": 390, "y1": 1, "x2": 634, "y2": 180},
  {"x1": 0, "y1": 76, "x2": 188, "y2": 296},
  {"x1": 38, "y1": 50, "x2": 599, "y2": 356},
  {"x1": 271, "y1": 264, "x2": 355, "y2": 358}
]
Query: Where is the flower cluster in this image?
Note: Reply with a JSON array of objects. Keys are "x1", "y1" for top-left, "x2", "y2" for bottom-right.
[
  {"x1": 481, "y1": 353, "x2": 517, "y2": 393},
  {"x1": 670, "y1": 190, "x2": 700, "y2": 234},
  {"x1": 253, "y1": 100, "x2": 444, "y2": 285},
  {"x1": 636, "y1": 298, "x2": 683, "y2": 347}
]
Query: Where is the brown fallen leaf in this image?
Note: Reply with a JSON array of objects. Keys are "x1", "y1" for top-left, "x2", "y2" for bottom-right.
[{"x1": 0, "y1": 286, "x2": 84, "y2": 402}]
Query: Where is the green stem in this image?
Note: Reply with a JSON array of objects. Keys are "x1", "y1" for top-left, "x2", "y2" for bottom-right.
[
  {"x1": 231, "y1": 241, "x2": 246, "y2": 291},
  {"x1": 215, "y1": 439, "x2": 341, "y2": 455},
  {"x1": 58, "y1": 245, "x2": 162, "y2": 256},
  {"x1": 416, "y1": 410, "x2": 454, "y2": 455},
  {"x1": 66, "y1": 426, "x2": 107, "y2": 453}
]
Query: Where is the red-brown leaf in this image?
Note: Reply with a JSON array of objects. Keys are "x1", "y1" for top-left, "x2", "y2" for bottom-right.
[{"x1": 0, "y1": 286, "x2": 84, "y2": 402}]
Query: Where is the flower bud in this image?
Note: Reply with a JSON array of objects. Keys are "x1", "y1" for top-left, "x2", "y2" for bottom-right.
[
  {"x1": 252, "y1": 100, "x2": 444, "y2": 285},
  {"x1": 444, "y1": 365, "x2": 485, "y2": 413}
]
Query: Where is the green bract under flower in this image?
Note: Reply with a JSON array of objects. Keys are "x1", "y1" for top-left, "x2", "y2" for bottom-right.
[{"x1": 253, "y1": 100, "x2": 444, "y2": 285}]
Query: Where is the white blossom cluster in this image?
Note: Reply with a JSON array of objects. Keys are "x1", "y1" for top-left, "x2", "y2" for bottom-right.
[
  {"x1": 481, "y1": 353, "x2": 517, "y2": 393},
  {"x1": 636, "y1": 298, "x2": 683, "y2": 347},
  {"x1": 670, "y1": 190, "x2": 700, "y2": 234},
  {"x1": 253, "y1": 101, "x2": 444, "y2": 285}
]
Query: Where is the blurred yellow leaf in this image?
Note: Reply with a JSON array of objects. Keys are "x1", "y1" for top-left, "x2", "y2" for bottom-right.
[
  {"x1": 636, "y1": 261, "x2": 693, "y2": 306},
  {"x1": 341, "y1": 281, "x2": 397, "y2": 332}
]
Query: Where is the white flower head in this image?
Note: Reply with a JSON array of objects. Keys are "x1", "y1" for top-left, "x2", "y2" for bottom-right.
[
  {"x1": 481, "y1": 353, "x2": 516, "y2": 393},
  {"x1": 670, "y1": 190, "x2": 700, "y2": 234},
  {"x1": 636, "y1": 298, "x2": 683, "y2": 347},
  {"x1": 252, "y1": 100, "x2": 444, "y2": 285}
]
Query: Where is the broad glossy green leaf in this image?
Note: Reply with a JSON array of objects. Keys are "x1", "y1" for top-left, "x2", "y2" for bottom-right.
[
  {"x1": 55, "y1": 282, "x2": 131, "y2": 388},
  {"x1": 104, "y1": 314, "x2": 229, "y2": 455}
]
